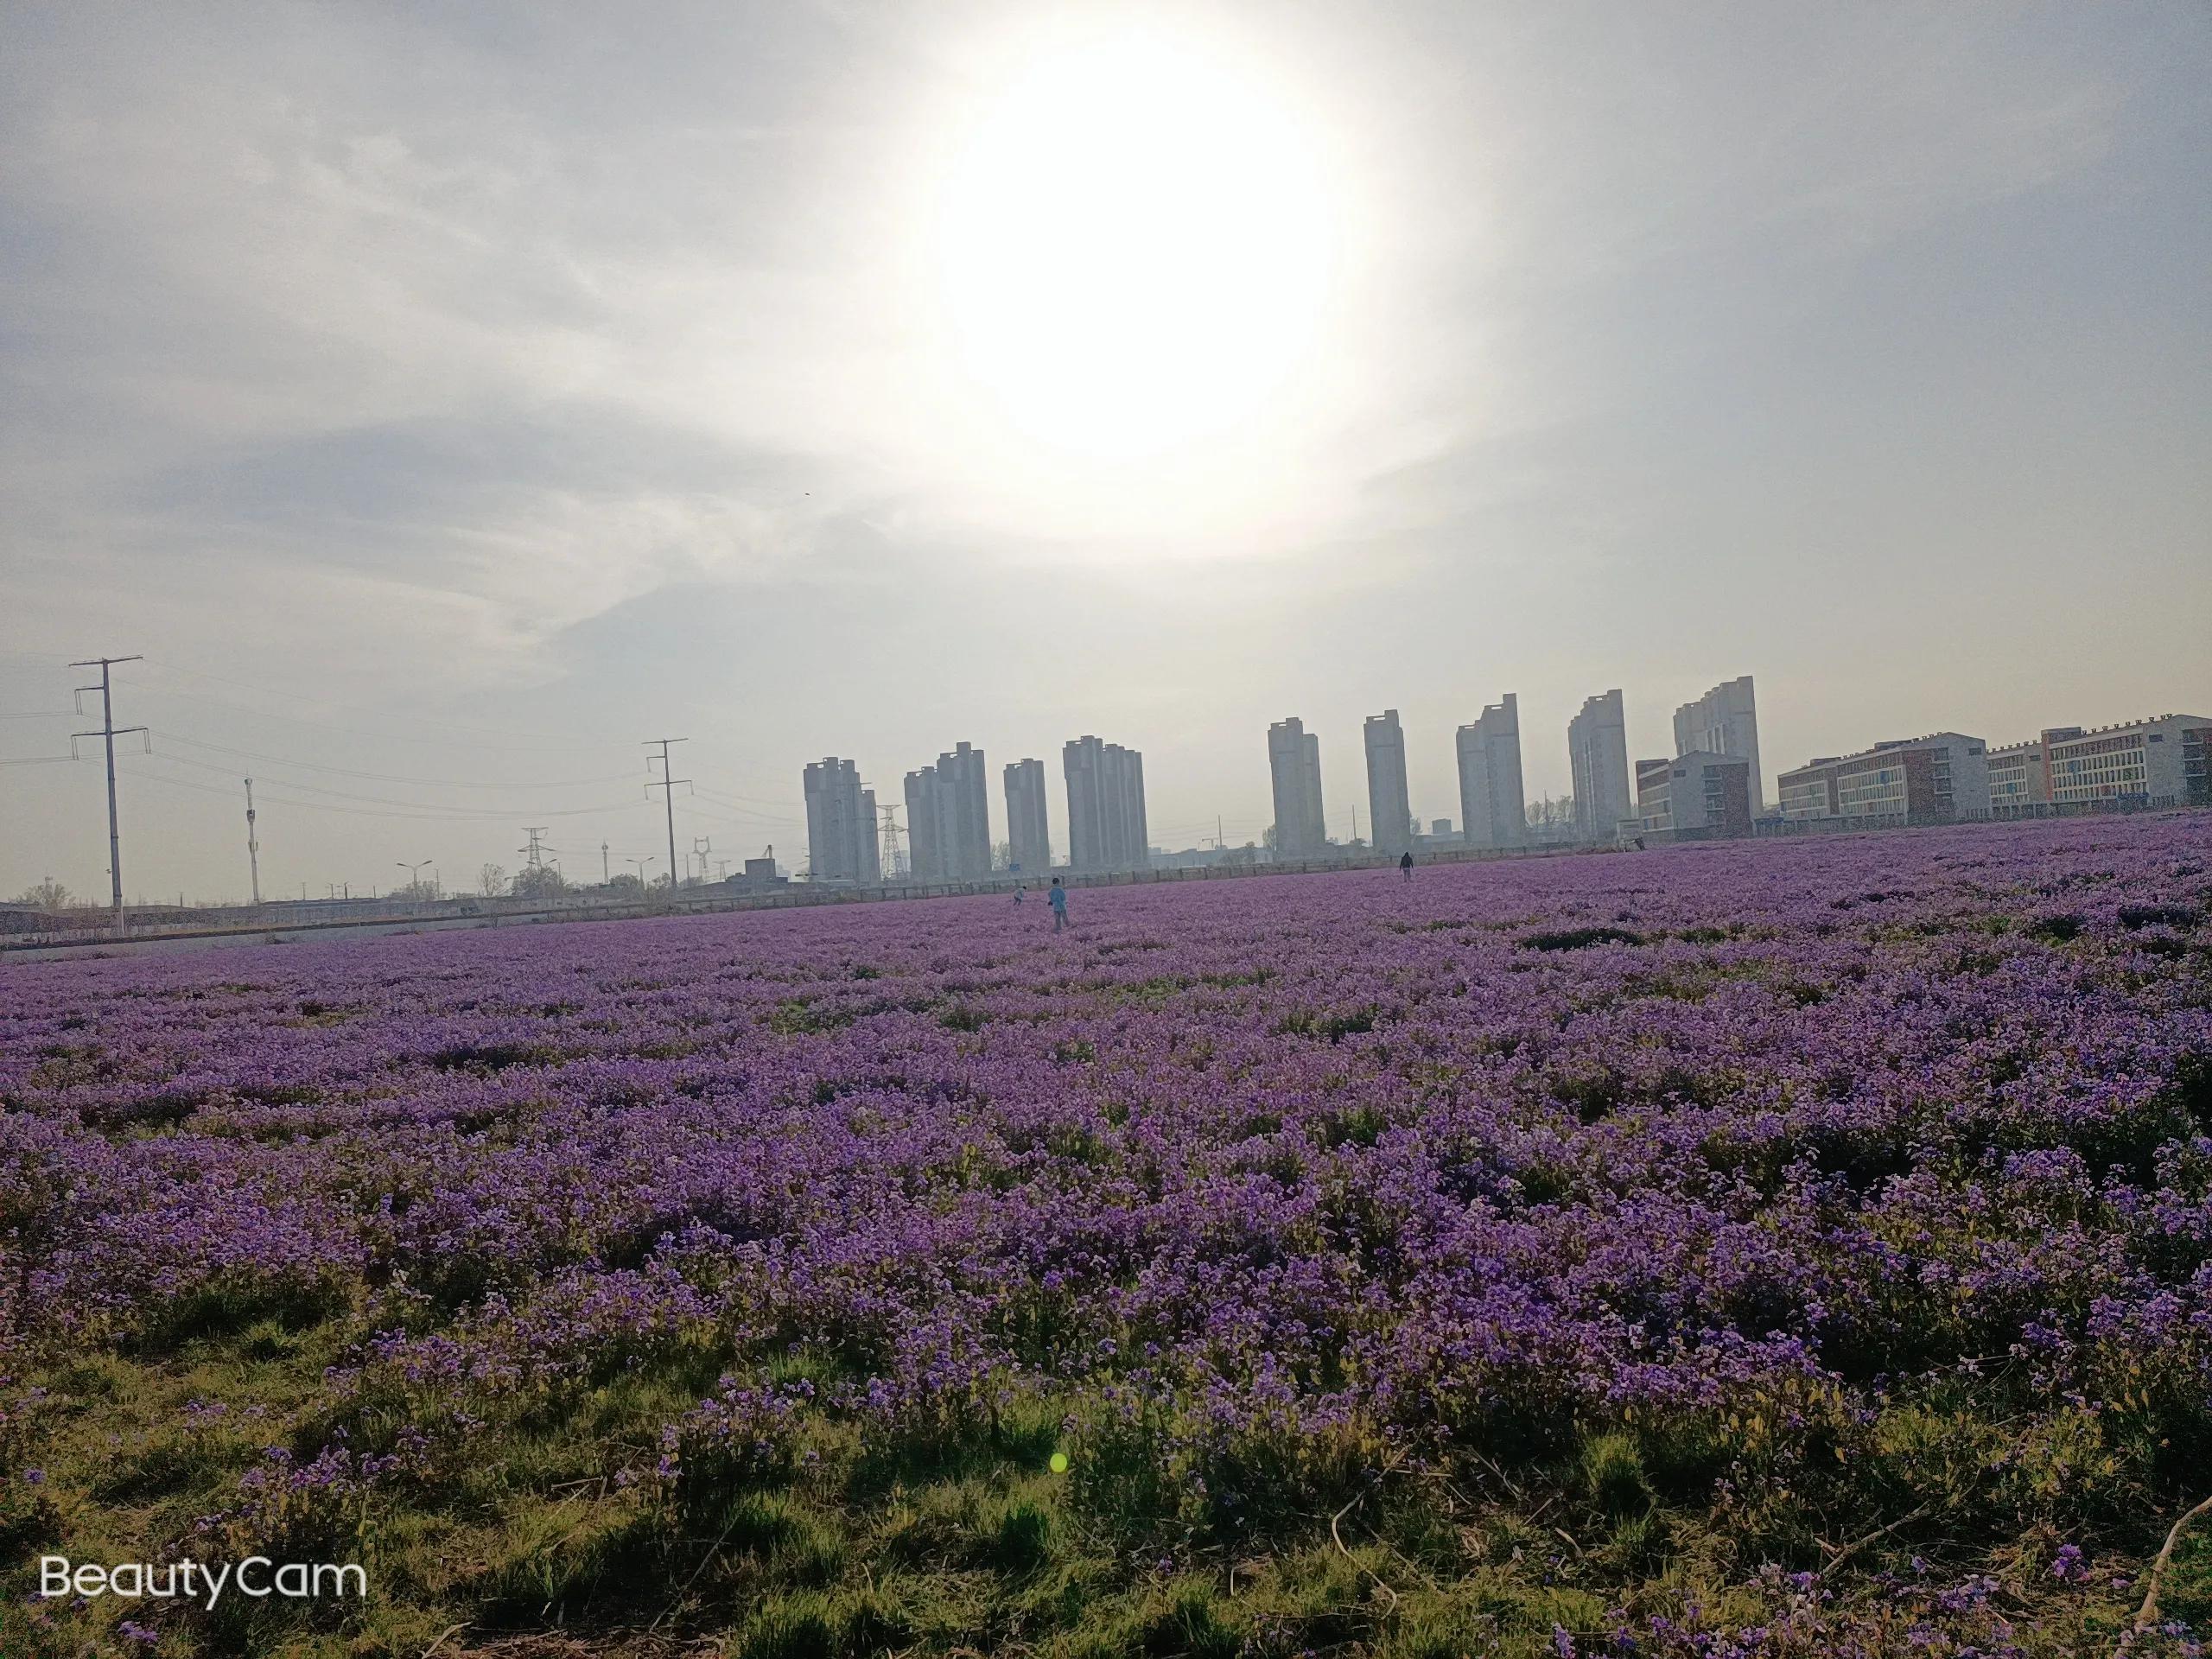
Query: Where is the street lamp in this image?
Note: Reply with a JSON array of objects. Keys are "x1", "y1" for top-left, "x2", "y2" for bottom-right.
[
  {"x1": 396, "y1": 860, "x2": 434, "y2": 899},
  {"x1": 626, "y1": 856, "x2": 656, "y2": 891}
]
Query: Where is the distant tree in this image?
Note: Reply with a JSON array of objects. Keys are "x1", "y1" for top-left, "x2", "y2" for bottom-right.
[
  {"x1": 993, "y1": 840, "x2": 1014, "y2": 872},
  {"x1": 1527, "y1": 797, "x2": 1578, "y2": 838},
  {"x1": 15, "y1": 876, "x2": 70, "y2": 911},
  {"x1": 1262, "y1": 824, "x2": 1278, "y2": 851},
  {"x1": 511, "y1": 865, "x2": 568, "y2": 902},
  {"x1": 606, "y1": 873, "x2": 645, "y2": 898},
  {"x1": 479, "y1": 862, "x2": 507, "y2": 897},
  {"x1": 396, "y1": 880, "x2": 439, "y2": 901}
]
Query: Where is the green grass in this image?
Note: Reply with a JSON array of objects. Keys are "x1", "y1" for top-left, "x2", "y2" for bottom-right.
[{"x1": 2, "y1": 1295, "x2": 2185, "y2": 1658}]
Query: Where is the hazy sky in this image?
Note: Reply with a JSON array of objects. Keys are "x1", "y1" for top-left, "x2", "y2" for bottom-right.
[{"x1": 3, "y1": 2, "x2": 2208, "y2": 901}]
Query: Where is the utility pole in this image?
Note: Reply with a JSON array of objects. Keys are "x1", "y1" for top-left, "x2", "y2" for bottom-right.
[
  {"x1": 70, "y1": 655, "x2": 146, "y2": 932},
  {"x1": 244, "y1": 778, "x2": 262, "y2": 906},
  {"x1": 645, "y1": 739, "x2": 689, "y2": 901},
  {"x1": 601, "y1": 841, "x2": 610, "y2": 885}
]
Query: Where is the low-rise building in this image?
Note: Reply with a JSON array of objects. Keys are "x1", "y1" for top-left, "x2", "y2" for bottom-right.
[
  {"x1": 1637, "y1": 752, "x2": 1754, "y2": 842},
  {"x1": 1986, "y1": 716, "x2": 2212, "y2": 814},
  {"x1": 1777, "y1": 733, "x2": 1990, "y2": 827},
  {"x1": 1987, "y1": 734, "x2": 2061, "y2": 814},
  {"x1": 2046, "y1": 715, "x2": 2211, "y2": 808}
]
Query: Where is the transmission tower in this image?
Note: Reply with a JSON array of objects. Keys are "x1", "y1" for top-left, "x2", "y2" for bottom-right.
[
  {"x1": 519, "y1": 826, "x2": 548, "y2": 870},
  {"x1": 70, "y1": 654, "x2": 146, "y2": 931},
  {"x1": 878, "y1": 802, "x2": 906, "y2": 877}
]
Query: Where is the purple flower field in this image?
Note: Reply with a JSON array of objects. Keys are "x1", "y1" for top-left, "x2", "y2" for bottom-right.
[{"x1": 6, "y1": 817, "x2": 2212, "y2": 1657}]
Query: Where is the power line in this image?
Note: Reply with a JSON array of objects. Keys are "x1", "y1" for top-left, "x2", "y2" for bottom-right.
[
  {"x1": 149, "y1": 729, "x2": 634, "y2": 789},
  {"x1": 129, "y1": 749, "x2": 618, "y2": 817},
  {"x1": 69, "y1": 655, "x2": 145, "y2": 931},
  {"x1": 122, "y1": 763, "x2": 640, "y2": 823},
  {"x1": 137, "y1": 656, "x2": 638, "y2": 751},
  {"x1": 687, "y1": 781, "x2": 802, "y2": 810}
]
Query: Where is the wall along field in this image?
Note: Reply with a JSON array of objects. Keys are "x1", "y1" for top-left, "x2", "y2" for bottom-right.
[{"x1": 5, "y1": 817, "x2": 2212, "y2": 1656}]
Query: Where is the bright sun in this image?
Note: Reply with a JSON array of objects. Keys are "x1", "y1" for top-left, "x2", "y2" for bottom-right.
[{"x1": 931, "y1": 25, "x2": 1337, "y2": 464}]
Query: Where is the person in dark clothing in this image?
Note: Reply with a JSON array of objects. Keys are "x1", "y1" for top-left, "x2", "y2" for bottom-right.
[
  {"x1": 1048, "y1": 877, "x2": 1068, "y2": 931},
  {"x1": 1399, "y1": 850, "x2": 1414, "y2": 882}
]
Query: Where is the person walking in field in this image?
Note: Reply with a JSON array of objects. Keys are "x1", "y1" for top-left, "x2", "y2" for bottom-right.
[
  {"x1": 1048, "y1": 877, "x2": 1068, "y2": 931},
  {"x1": 1399, "y1": 850, "x2": 1414, "y2": 883},
  {"x1": 1014, "y1": 882, "x2": 1024, "y2": 907}
]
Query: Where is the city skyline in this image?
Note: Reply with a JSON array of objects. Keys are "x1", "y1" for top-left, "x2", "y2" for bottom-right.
[{"x1": 10, "y1": 663, "x2": 2212, "y2": 903}]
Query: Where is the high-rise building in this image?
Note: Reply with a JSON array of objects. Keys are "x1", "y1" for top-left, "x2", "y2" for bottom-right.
[
  {"x1": 1674, "y1": 676, "x2": 1764, "y2": 810},
  {"x1": 802, "y1": 758, "x2": 880, "y2": 883},
  {"x1": 1567, "y1": 690, "x2": 1633, "y2": 842},
  {"x1": 1455, "y1": 693, "x2": 1528, "y2": 851},
  {"x1": 1635, "y1": 752, "x2": 1753, "y2": 842},
  {"x1": 1004, "y1": 758, "x2": 1052, "y2": 873},
  {"x1": 1064, "y1": 735, "x2": 1149, "y2": 872},
  {"x1": 1266, "y1": 717, "x2": 1327, "y2": 856},
  {"x1": 904, "y1": 765, "x2": 945, "y2": 880},
  {"x1": 937, "y1": 741, "x2": 990, "y2": 879},
  {"x1": 1777, "y1": 733, "x2": 1991, "y2": 825},
  {"x1": 902, "y1": 741, "x2": 990, "y2": 881},
  {"x1": 1363, "y1": 709, "x2": 1413, "y2": 855}
]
